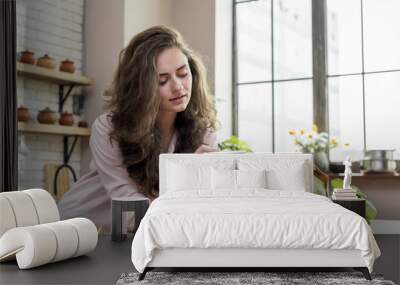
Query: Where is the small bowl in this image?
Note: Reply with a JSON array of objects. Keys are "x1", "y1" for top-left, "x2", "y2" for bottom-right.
[
  {"x1": 78, "y1": 121, "x2": 88, "y2": 128},
  {"x1": 59, "y1": 112, "x2": 74, "y2": 126}
]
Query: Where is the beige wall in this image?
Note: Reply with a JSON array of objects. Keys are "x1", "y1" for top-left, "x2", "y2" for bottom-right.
[
  {"x1": 82, "y1": 0, "x2": 125, "y2": 174},
  {"x1": 82, "y1": 0, "x2": 233, "y2": 173},
  {"x1": 82, "y1": 0, "x2": 228, "y2": 173},
  {"x1": 355, "y1": 179, "x2": 400, "y2": 220},
  {"x1": 172, "y1": 0, "x2": 216, "y2": 94},
  {"x1": 124, "y1": 0, "x2": 174, "y2": 46}
]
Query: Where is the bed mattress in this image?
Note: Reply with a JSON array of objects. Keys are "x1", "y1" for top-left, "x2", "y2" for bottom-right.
[{"x1": 131, "y1": 189, "x2": 380, "y2": 273}]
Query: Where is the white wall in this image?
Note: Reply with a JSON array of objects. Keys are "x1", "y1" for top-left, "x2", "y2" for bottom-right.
[
  {"x1": 215, "y1": 0, "x2": 233, "y2": 141},
  {"x1": 16, "y1": 0, "x2": 85, "y2": 190}
]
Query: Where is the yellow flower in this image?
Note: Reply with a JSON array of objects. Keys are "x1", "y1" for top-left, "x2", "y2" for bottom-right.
[
  {"x1": 288, "y1": 130, "x2": 296, "y2": 135},
  {"x1": 312, "y1": 124, "x2": 318, "y2": 133},
  {"x1": 331, "y1": 138, "x2": 337, "y2": 144},
  {"x1": 300, "y1": 129, "x2": 305, "y2": 135}
]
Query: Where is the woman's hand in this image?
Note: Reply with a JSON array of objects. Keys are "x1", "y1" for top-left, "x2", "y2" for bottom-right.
[{"x1": 194, "y1": 144, "x2": 219, "y2": 154}]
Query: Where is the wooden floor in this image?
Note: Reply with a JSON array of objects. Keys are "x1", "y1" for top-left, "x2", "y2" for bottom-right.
[
  {"x1": 0, "y1": 234, "x2": 398, "y2": 284},
  {"x1": 0, "y1": 235, "x2": 134, "y2": 285}
]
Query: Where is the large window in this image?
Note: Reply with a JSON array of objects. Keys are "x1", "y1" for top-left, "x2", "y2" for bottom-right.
[
  {"x1": 234, "y1": 0, "x2": 400, "y2": 159},
  {"x1": 235, "y1": 0, "x2": 312, "y2": 152},
  {"x1": 327, "y1": 0, "x2": 400, "y2": 160}
]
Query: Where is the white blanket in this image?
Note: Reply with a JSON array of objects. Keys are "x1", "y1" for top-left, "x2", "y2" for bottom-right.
[{"x1": 131, "y1": 190, "x2": 380, "y2": 273}]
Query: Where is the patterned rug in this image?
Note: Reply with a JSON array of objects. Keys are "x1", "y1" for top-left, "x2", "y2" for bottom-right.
[{"x1": 116, "y1": 271, "x2": 396, "y2": 285}]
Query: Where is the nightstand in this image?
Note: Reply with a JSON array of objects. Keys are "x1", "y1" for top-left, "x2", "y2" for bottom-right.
[{"x1": 332, "y1": 199, "x2": 366, "y2": 218}]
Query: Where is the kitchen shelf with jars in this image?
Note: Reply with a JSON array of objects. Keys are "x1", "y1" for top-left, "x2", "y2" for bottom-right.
[{"x1": 17, "y1": 50, "x2": 94, "y2": 195}]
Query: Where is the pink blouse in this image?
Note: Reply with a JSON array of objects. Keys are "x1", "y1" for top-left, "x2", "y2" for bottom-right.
[{"x1": 58, "y1": 113, "x2": 217, "y2": 233}]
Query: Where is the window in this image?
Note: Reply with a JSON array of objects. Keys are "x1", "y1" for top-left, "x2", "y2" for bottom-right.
[
  {"x1": 234, "y1": 0, "x2": 400, "y2": 159},
  {"x1": 327, "y1": 0, "x2": 400, "y2": 160},
  {"x1": 234, "y1": 0, "x2": 312, "y2": 152}
]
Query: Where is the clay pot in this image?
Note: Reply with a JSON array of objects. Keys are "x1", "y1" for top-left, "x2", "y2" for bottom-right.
[
  {"x1": 78, "y1": 120, "x2": 88, "y2": 128},
  {"x1": 20, "y1": 50, "x2": 36, "y2": 65},
  {"x1": 59, "y1": 112, "x2": 74, "y2": 126},
  {"x1": 59, "y1": 58, "x2": 75, "y2": 73},
  {"x1": 37, "y1": 107, "x2": 57, "y2": 124},
  {"x1": 17, "y1": 105, "x2": 30, "y2": 122},
  {"x1": 37, "y1": 54, "x2": 55, "y2": 69}
]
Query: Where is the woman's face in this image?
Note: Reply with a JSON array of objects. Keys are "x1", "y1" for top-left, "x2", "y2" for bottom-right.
[{"x1": 156, "y1": 47, "x2": 192, "y2": 113}]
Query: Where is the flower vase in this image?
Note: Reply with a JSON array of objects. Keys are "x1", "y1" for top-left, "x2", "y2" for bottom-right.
[{"x1": 314, "y1": 152, "x2": 329, "y2": 172}]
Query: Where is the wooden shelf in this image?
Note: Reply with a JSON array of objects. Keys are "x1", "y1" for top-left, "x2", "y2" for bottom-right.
[
  {"x1": 17, "y1": 62, "x2": 93, "y2": 86},
  {"x1": 328, "y1": 171, "x2": 400, "y2": 179},
  {"x1": 18, "y1": 122, "x2": 91, "y2": 137}
]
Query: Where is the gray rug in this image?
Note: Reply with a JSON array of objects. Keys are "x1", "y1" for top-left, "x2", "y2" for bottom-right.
[{"x1": 116, "y1": 271, "x2": 396, "y2": 285}]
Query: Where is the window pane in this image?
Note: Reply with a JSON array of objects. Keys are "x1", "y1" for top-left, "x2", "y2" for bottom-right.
[
  {"x1": 236, "y1": 0, "x2": 271, "y2": 83},
  {"x1": 365, "y1": 72, "x2": 400, "y2": 158},
  {"x1": 328, "y1": 76, "x2": 364, "y2": 162},
  {"x1": 327, "y1": 0, "x2": 362, "y2": 75},
  {"x1": 274, "y1": 0, "x2": 312, "y2": 80},
  {"x1": 238, "y1": 83, "x2": 272, "y2": 152},
  {"x1": 274, "y1": 79, "x2": 313, "y2": 152},
  {"x1": 364, "y1": 0, "x2": 400, "y2": 71}
]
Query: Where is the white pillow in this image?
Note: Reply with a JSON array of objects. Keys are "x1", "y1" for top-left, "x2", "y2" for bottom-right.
[
  {"x1": 236, "y1": 169, "x2": 268, "y2": 188},
  {"x1": 211, "y1": 168, "x2": 268, "y2": 190},
  {"x1": 167, "y1": 162, "x2": 212, "y2": 192},
  {"x1": 211, "y1": 168, "x2": 236, "y2": 190},
  {"x1": 266, "y1": 162, "x2": 307, "y2": 191},
  {"x1": 237, "y1": 159, "x2": 308, "y2": 191}
]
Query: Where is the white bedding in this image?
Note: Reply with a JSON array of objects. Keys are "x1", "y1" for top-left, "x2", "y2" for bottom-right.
[{"x1": 131, "y1": 190, "x2": 380, "y2": 273}]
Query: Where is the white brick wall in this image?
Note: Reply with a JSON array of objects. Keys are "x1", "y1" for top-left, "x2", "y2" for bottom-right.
[{"x1": 17, "y1": 0, "x2": 85, "y2": 191}]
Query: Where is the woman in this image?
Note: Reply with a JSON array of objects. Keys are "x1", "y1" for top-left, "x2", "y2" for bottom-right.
[{"x1": 58, "y1": 26, "x2": 218, "y2": 233}]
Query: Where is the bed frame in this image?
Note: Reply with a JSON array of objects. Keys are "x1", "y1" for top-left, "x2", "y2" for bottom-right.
[
  {"x1": 138, "y1": 153, "x2": 372, "y2": 281},
  {"x1": 139, "y1": 248, "x2": 371, "y2": 280}
]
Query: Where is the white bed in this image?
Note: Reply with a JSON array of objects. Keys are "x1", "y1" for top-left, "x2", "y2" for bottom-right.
[{"x1": 131, "y1": 153, "x2": 380, "y2": 280}]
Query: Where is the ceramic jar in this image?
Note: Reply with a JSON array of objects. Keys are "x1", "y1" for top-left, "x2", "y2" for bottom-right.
[
  {"x1": 59, "y1": 112, "x2": 74, "y2": 126},
  {"x1": 37, "y1": 107, "x2": 57, "y2": 124},
  {"x1": 20, "y1": 50, "x2": 35, "y2": 65},
  {"x1": 37, "y1": 54, "x2": 55, "y2": 69},
  {"x1": 59, "y1": 59, "x2": 75, "y2": 73},
  {"x1": 17, "y1": 105, "x2": 30, "y2": 122}
]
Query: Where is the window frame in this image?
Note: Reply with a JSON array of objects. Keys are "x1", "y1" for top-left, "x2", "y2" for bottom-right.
[{"x1": 233, "y1": 0, "x2": 400, "y2": 152}]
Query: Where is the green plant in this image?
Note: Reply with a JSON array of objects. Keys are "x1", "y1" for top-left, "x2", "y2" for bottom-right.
[
  {"x1": 218, "y1": 136, "x2": 252, "y2": 152},
  {"x1": 331, "y1": 178, "x2": 377, "y2": 224}
]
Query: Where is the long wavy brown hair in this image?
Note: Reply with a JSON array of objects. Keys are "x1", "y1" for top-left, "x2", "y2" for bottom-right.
[{"x1": 105, "y1": 26, "x2": 217, "y2": 199}]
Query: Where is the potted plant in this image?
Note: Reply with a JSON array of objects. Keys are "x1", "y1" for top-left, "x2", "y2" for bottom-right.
[{"x1": 288, "y1": 124, "x2": 348, "y2": 172}]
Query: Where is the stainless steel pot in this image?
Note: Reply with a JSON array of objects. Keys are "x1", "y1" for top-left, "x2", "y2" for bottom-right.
[
  {"x1": 362, "y1": 159, "x2": 396, "y2": 172},
  {"x1": 364, "y1": 149, "x2": 395, "y2": 160}
]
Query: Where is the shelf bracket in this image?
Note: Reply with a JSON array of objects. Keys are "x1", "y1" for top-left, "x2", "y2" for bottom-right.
[
  {"x1": 59, "y1": 85, "x2": 75, "y2": 113},
  {"x1": 53, "y1": 136, "x2": 79, "y2": 198},
  {"x1": 63, "y1": 135, "x2": 79, "y2": 164}
]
